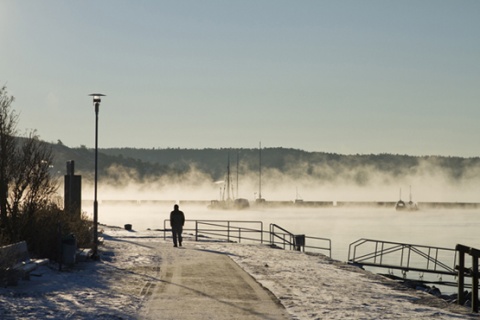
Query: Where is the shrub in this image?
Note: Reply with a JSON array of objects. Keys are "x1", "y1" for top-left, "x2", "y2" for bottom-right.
[{"x1": 16, "y1": 204, "x2": 92, "y2": 261}]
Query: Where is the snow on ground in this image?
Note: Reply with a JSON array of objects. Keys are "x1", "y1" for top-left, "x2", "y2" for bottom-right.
[
  {"x1": 0, "y1": 227, "x2": 477, "y2": 320},
  {"x1": 196, "y1": 242, "x2": 475, "y2": 319},
  {"x1": 0, "y1": 228, "x2": 162, "y2": 320}
]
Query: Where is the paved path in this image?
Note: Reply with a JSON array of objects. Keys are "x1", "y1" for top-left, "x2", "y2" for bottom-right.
[{"x1": 140, "y1": 242, "x2": 290, "y2": 320}]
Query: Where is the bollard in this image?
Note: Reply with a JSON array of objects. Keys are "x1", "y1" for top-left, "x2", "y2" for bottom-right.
[
  {"x1": 62, "y1": 233, "x2": 76, "y2": 265},
  {"x1": 294, "y1": 234, "x2": 305, "y2": 252}
]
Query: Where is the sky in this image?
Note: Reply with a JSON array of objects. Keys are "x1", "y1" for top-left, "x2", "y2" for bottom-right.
[{"x1": 1, "y1": 0, "x2": 479, "y2": 157}]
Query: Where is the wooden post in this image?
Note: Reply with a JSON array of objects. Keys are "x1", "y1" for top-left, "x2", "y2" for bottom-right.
[
  {"x1": 471, "y1": 247, "x2": 480, "y2": 313},
  {"x1": 457, "y1": 244, "x2": 479, "y2": 313},
  {"x1": 195, "y1": 221, "x2": 198, "y2": 242},
  {"x1": 456, "y1": 244, "x2": 468, "y2": 306}
]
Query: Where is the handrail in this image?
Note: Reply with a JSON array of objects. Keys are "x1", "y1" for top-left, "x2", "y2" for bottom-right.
[
  {"x1": 269, "y1": 223, "x2": 295, "y2": 249},
  {"x1": 163, "y1": 219, "x2": 264, "y2": 244},
  {"x1": 269, "y1": 223, "x2": 332, "y2": 257},
  {"x1": 163, "y1": 219, "x2": 331, "y2": 257},
  {"x1": 348, "y1": 238, "x2": 457, "y2": 276}
]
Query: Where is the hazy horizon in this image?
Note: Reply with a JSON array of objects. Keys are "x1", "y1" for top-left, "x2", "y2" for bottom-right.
[
  {"x1": 57, "y1": 142, "x2": 480, "y2": 159},
  {"x1": 76, "y1": 159, "x2": 480, "y2": 204}
]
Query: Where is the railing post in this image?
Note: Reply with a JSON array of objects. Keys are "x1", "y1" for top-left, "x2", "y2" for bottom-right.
[
  {"x1": 471, "y1": 248, "x2": 479, "y2": 313},
  {"x1": 227, "y1": 221, "x2": 230, "y2": 243},
  {"x1": 353, "y1": 243, "x2": 356, "y2": 263},
  {"x1": 470, "y1": 252, "x2": 479, "y2": 312},
  {"x1": 406, "y1": 245, "x2": 411, "y2": 269},
  {"x1": 195, "y1": 221, "x2": 198, "y2": 242},
  {"x1": 260, "y1": 222, "x2": 263, "y2": 244},
  {"x1": 427, "y1": 248, "x2": 431, "y2": 270},
  {"x1": 269, "y1": 224, "x2": 272, "y2": 244},
  {"x1": 163, "y1": 220, "x2": 166, "y2": 240},
  {"x1": 456, "y1": 244, "x2": 467, "y2": 306}
]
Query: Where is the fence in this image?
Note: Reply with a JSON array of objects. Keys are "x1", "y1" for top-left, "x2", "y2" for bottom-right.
[
  {"x1": 163, "y1": 219, "x2": 264, "y2": 244},
  {"x1": 163, "y1": 219, "x2": 331, "y2": 257},
  {"x1": 269, "y1": 224, "x2": 332, "y2": 257}
]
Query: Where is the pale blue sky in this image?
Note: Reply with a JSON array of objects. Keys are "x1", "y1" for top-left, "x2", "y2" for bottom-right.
[{"x1": 1, "y1": 1, "x2": 479, "y2": 156}]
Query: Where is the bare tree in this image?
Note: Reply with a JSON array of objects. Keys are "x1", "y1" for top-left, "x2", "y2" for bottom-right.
[
  {"x1": 0, "y1": 85, "x2": 17, "y2": 230},
  {"x1": 10, "y1": 133, "x2": 57, "y2": 220},
  {"x1": 0, "y1": 86, "x2": 58, "y2": 242}
]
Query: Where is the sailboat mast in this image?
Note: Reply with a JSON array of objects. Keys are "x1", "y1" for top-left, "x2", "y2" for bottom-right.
[
  {"x1": 227, "y1": 153, "x2": 231, "y2": 200},
  {"x1": 236, "y1": 151, "x2": 239, "y2": 199},
  {"x1": 259, "y1": 142, "x2": 262, "y2": 200}
]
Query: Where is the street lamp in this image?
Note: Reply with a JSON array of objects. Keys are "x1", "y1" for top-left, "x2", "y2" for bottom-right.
[{"x1": 89, "y1": 93, "x2": 105, "y2": 259}]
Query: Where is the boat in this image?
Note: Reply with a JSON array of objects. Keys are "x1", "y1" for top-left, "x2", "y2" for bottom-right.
[
  {"x1": 208, "y1": 198, "x2": 249, "y2": 210},
  {"x1": 395, "y1": 187, "x2": 419, "y2": 211},
  {"x1": 294, "y1": 188, "x2": 304, "y2": 205},
  {"x1": 208, "y1": 153, "x2": 249, "y2": 210}
]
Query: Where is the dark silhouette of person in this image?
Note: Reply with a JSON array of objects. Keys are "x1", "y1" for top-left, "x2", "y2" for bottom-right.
[{"x1": 170, "y1": 204, "x2": 185, "y2": 247}]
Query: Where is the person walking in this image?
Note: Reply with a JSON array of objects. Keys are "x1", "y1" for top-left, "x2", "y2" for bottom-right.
[{"x1": 170, "y1": 204, "x2": 185, "y2": 247}]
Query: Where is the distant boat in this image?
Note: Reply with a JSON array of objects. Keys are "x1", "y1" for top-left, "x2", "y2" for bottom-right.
[
  {"x1": 208, "y1": 153, "x2": 249, "y2": 210},
  {"x1": 395, "y1": 199, "x2": 407, "y2": 210},
  {"x1": 208, "y1": 198, "x2": 250, "y2": 210},
  {"x1": 294, "y1": 188, "x2": 304, "y2": 205},
  {"x1": 395, "y1": 187, "x2": 419, "y2": 211}
]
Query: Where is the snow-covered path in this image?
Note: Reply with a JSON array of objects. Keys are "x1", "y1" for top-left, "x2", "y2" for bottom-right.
[{"x1": 140, "y1": 241, "x2": 289, "y2": 319}]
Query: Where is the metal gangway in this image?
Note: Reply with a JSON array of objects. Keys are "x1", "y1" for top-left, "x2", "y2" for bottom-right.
[
  {"x1": 348, "y1": 238, "x2": 458, "y2": 276},
  {"x1": 346, "y1": 239, "x2": 480, "y2": 313}
]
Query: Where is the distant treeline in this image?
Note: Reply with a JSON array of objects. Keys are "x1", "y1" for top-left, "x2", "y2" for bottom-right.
[{"x1": 50, "y1": 143, "x2": 480, "y2": 186}]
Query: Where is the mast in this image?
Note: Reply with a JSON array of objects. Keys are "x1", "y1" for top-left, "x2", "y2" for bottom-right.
[
  {"x1": 226, "y1": 153, "x2": 231, "y2": 201},
  {"x1": 259, "y1": 142, "x2": 262, "y2": 200},
  {"x1": 236, "y1": 151, "x2": 239, "y2": 199}
]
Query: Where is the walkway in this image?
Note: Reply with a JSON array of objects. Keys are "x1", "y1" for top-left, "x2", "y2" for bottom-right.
[{"x1": 140, "y1": 242, "x2": 290, "y2": 320}]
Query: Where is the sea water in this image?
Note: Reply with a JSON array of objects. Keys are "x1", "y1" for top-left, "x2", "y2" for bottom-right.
[
  {"x1": 87, "y1": 201, "x2": 479, "y2": 294},
  {"x1": 87, "y1": 202, "x2": 479, "y2": 260}
]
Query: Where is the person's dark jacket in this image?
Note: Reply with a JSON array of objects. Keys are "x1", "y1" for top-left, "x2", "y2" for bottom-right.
[{"x1": 170, "y1": 210, "x2": 185, "y2": 228}]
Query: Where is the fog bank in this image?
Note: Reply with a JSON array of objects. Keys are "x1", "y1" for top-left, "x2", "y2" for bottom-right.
[{"x1": 77, "y1": 159, "x2": 480, "y2": 203}]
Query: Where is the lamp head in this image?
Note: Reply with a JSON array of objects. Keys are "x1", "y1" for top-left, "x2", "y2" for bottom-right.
[{"x1": 89, "y1": 93, "x2": 106, "y2": 104}]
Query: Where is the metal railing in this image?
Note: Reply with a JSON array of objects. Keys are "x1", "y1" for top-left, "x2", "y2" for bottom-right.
[
  {"x1": 163, "y1": 219, "x2": 264, "y2": 244},
  {"x1": 163, "y1": 219, "x2": 331, "y2": 257},
  {"x1": 348, "y1": 238, "x2": 457, "y2": 276},
  {"x1": 269, "y1": 224, "x2": 332, "y2": 257}
]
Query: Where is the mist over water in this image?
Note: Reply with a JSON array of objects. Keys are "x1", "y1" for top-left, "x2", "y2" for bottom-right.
[
  {"x1": 81, "y1": 154, "x2": 480, "y2": 204},
  {"x1": 77, "y1": 159, "x2": 480, "y2": 271}
]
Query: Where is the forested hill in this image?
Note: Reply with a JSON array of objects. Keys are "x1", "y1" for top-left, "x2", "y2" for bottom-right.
[{"x1": 50, "y1": 143, "x2": 480, "y2": 185}]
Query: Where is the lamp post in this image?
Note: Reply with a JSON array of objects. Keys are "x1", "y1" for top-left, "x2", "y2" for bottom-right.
[{"x1": 89, "y1": 93, "x2": 105, "y2": 259}]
